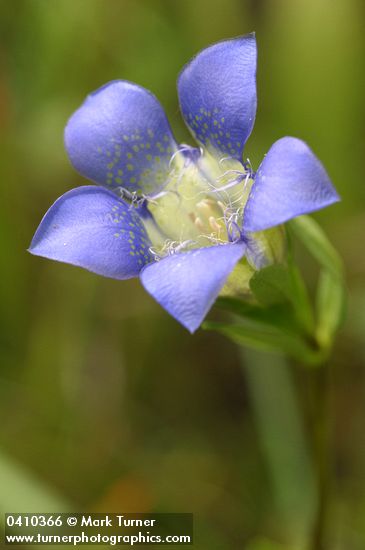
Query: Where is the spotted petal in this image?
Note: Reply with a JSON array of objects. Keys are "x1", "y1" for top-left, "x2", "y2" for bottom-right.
[
  {"x1": 65, "y1": 81, "x2": 178, "y2": 196},
  {"x1": 29, "y1": 186, "x2": 153, "y2": 279},
  {"x1": 177, "y1": 34, "x2": 257, "y2": 161},
  {"x1": 140, "y1": 243, "x2": 246, "y2": 333},
  {"x1": 244, "y1": 137, "x2": 340, "y2": 232}
]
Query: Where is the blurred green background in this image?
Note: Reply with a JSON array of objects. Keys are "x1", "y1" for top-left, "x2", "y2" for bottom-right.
[{"x1": 0, "y1": 0, "x2": 364, "y2": 548}]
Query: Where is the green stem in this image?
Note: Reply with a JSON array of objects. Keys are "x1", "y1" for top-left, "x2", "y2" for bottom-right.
[
  {"x1": 241, "y1": 348, "x2": 317, "y2": 545},
  {"x1": 308, "y1": 362, "x2": 332, "y2": 550},
  {"x1": 240, "y1": 347, "x2": 333, "y2": 549}
]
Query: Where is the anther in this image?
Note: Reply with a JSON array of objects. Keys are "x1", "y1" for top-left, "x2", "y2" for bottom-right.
[
  {"x1": 209, "y1": 216, "x2": 221, "y2": 233},
  {"x1": 194, "y1": 217, "x2": 205, "y2": 232},
  {"x1": 217, "y1": 200, "x2": 226, "y2": 213},
  {"x1": 196, "y1": 199, "x2": 212, "y2": 216}
]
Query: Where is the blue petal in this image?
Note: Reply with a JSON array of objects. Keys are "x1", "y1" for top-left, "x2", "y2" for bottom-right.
[
  {"x1": 244, "y1": 137, "x2": 340, "y2": 232},
  {"x1": 177, "y1": 34, "x2": 257, "y2": 161},
  {"x1": 29, "y1": 186, "x2": 153, "y2": 279},
  {"x1": 140, "y1": 243, "x2": 246, "y2": 333},
  {"x1": 65, "y1": 81, "x2": 178, "y2": 196}
]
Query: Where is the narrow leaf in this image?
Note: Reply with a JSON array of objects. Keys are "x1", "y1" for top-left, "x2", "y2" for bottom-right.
[
  {"x1": 204, "y1": 320, "x2": 322, "y2": 365},
  {"x1": 287, "y1": 262, "x2": 315, "y2": 335},
  {"x1": 249, "y1": 264, "x2": 292, "y2": 306},
  {"x1": 216, "y1": 296, "x2": 298, "y2": 332},
  {"x1": 289, "y1": 215, "x2": 343, "y2": 278},
  {"x1": 249, "y1": 263, "x2": 315, "y2": 335},
  {"x1": 316, "y1": 270, "x2": 346, "y2": 348}
]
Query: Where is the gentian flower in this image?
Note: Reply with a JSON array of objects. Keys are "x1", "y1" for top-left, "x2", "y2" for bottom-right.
[{"x1": 29, "y1": 34, "x2": 339, "y2": 333}]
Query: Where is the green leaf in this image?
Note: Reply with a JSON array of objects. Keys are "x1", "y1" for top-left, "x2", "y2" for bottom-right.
[
  {"x1": 212, "y1": 217, "x2": 345, "y2": 365},
  {"x1": 288, "y1": 215, "x2": 343, "y2": 278},
  {"x1": 287, "y1": 261, "x2": 315, "y2": 335},
  {"x1": 289, "y1": 215, "x2": 345, "y2": 345},
  {"x1": 249, "y1": 264, "x2": 293, "y2": 306},
  {"x1": 216, "y1": 296, "x2": 298, "y2": 332},
  {"x1": 0, "y1": 451, "x2": 71, "y2": 513},
  {"x1": 204, "y1": 320, "x2": 323, "y2": 365},
  {"x1": 316, "y1": 270, "x2": 346, "y2": 348},
  {"x1": 245, "y1": 537, "x2": 289, "y2": 550},
  {"x1": 249, "y1": 264, "x2": 315, "y2": 335}
]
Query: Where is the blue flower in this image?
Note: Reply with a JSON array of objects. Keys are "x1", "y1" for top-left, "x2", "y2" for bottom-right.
[{"x1": 29, "y1": 34, "x2": 339, "y2": 333}]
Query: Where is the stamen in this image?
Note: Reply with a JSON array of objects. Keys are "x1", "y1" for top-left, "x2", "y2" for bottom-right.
[
  {"x1": 194, "y1": 217, "x2": 205, "y2": 232},
  {"x1": 196, "y1": 199, "x2": 212, "y2": 216},
  {"x1": 209, "y1": 216, "x2": 221, "y2": 233},
  {"x1": 203, "y1": 198, "x2": 216, "y2": 206},
  {"x1": 217, "y1": 200, "x2": 226, "y2": 213},
  {"x1": 144, "y1": 148, "x2": 255, "y2": 261}
]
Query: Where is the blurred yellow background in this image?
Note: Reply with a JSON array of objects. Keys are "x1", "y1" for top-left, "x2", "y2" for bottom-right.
[{"x1": 0, "y1": 0, "x2": 364, "y2": 548}]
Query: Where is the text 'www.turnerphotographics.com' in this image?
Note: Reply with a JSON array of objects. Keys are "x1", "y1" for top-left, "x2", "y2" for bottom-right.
[{"x1": 4, "y1": 513, "x2": 193, "y2": 546}]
